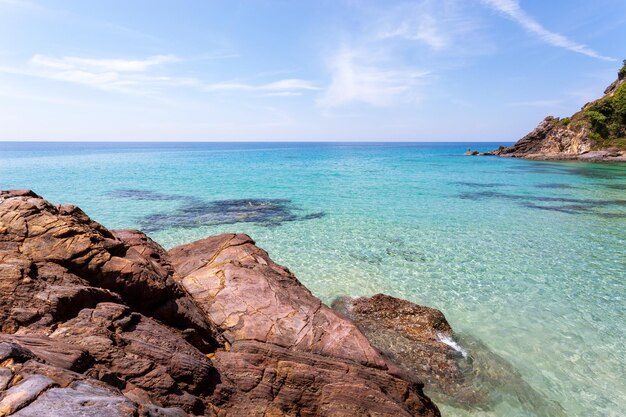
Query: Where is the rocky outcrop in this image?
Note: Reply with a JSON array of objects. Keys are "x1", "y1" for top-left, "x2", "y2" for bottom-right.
[
  {"x1": 0, "y1": 190, "x2": 440, "y2": 417},
  {"x1": 484, "y1": 62, "x2": 626, "y2": 161},
  {"x1": 169, "y1": 234, "x2": 388, "y2": 369},
  {"x1": 332, "y1": 294, "x2": 484, "y2": 406},
  {"x1": 333, "y1": 294, "x2": 566, "y2": 417}
]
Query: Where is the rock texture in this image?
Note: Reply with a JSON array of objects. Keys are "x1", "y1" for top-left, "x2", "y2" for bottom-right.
[
  {"x1": 169, "y1": 234, "x2": 388, "y2": 369},
  {"x1": 332, "y1": 294, "x2": 484, "y2": 406},
  {"x1": 0, "y1": 190, "x2": 440, "y2": 417},
  {"x1": 332, "y1": 294, "x2": 566, "y2": 417},
  {"x1": 484, "y1": 63, "x2": 626, "y2": 161}
]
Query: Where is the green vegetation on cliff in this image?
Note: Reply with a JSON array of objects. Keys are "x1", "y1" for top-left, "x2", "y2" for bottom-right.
[{"x1": 578, "y1": 60, "x2": 626, "y2": 149}]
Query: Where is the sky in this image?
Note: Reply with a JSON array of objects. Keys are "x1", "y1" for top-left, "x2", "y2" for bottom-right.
[{"x1": 0, "y1": 0, "x2": 625, "y2": 141}]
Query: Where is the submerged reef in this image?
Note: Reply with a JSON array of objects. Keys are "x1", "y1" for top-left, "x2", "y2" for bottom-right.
[
  {"x1": 108, "y1": 189, "x2": 325, "y2": 231},
  {"x1": 457, "y1": 189, "x2": 626, "y2": 218}
]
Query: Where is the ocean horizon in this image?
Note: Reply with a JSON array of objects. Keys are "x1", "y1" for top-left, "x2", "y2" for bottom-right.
[{"x1": 1, "y1": 141, "x2": 624, "y2": 416}]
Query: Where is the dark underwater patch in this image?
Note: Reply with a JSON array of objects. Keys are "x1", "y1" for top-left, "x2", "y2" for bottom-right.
[
  {"x1": 459, "y1": 190, "x2": 626, "y2": 217},
  {"x1": 349, "y1": 251, "x2": 384, "y2": 265},
  {"x1": 107, "y1": 189, "x2": 197, "y2": 202},
  {"x1": 138, "y1": 198, "x2": 325, "y2": 232},
  {"x1": 534, "y1": 183, "x2": 578, "y2": 189},
  {"x1": 507, "y1": 163, "x2": 626, "y2": 180},
  {"x1": 521, "y1": 203, "x2": 593, "y2": 215},
  {"x1": 385, "y1": 247, "x2": 427, "y2": 263},
  {"x1": 602, "y1": 183, "x2": 626, "y2": 190},
  {"x1": 458, "y1": 191, "x2": 626, "y2": 206},
  {"x1": 454, "y1": 182, "x2": 513, "y2": 188}
]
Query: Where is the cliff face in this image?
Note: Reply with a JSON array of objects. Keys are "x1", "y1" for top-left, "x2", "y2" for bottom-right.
[
  {"x1": 491, "y1": 61, "x2": 626, "y2": 161},
  {"x1": 0, "y1": 190, "x2": 441, "y2": 417}
]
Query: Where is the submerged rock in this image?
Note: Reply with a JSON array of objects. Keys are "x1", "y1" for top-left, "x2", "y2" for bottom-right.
[
  {"x1": 0, "y1": 190, "x2": 440, "y2": 416},
  {"x1": 333, "y1": 294, "x2": 565, "y2": 417}
]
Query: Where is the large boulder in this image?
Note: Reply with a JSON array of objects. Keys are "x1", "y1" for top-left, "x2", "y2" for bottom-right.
[
  {"x1": 169, "y1": 234, "x2": 439, "y2": 416},
  {"x1": 168, "y1": 234, "x2": 386, "y2": 368}
]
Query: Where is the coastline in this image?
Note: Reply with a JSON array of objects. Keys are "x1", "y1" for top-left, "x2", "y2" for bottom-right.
[{"x1": 1, "y1": 144, "x2": 625, "y2": 417}]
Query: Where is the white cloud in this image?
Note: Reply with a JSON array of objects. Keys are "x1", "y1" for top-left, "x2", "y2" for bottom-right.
[
  {"x1": 0, "y1": 54, "x2": 318, "y2": 96},
  {"x1": 318, "y1": 46, "x2": 429, "y2": 107},
  {"x1": 373, "y1": 0, "x2": 491, "y2": 55},
  {"x1": 378, "y1": 15, "x2": 448, "y2": 50},
  {"x1": 204, "y1": 78, "x2": 319, "y2": 93},
  {"x1": 31, "y1": 54, "x2": 179, "y2": 72},
  {"x1": 24, "y1": 54, "x2": 180, "y2": 93},
  {"x1": 481, "y1": 0, "x2": 615, "y2": 61}
]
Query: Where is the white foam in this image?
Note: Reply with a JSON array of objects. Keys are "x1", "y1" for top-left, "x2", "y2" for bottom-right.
[{"x1": 437, "y1": 333, "x2": 468, "y2": 358}]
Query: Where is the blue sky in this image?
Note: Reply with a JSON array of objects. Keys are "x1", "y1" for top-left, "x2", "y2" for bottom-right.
[{"x1": 0, "y1": 0, "x2": 625, "y2": 141}]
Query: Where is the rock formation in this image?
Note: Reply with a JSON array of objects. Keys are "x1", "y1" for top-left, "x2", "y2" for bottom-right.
[
  {"x1": 484, "y1": 61, "x2": 626, "y2": 161},
  {"x1": 0, "y1": 190, "x2": 440, "y2": 416},
  {"x1": 333, "y1": 294, "x2": 566, "y2": 417}
]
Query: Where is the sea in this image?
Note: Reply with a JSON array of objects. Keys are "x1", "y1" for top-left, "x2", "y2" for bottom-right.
[{"x1": 0, "y1": 141, "x2": 624, "y2": 417}]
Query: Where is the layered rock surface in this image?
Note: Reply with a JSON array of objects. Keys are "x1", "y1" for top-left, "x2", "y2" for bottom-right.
[{"x1": 0, "y1": 190, "x2": 440, "y2": 416}]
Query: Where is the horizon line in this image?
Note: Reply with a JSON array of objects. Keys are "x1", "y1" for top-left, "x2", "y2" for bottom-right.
[{"x1": 0, "y1": 140, "x2": 514, "y2": 144}]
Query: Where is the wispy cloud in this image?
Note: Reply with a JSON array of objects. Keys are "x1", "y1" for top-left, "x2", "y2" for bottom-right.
[
  {"x1": 31, "y1": 54, "x2": 179, "y2": 72},
  {"x1": 318, "y1": 0, "x2": 493, "y2": 108},
  {"x1": 378, "y1": 14, "x2": 448, "y2": 50},
  {"x1": 203, "y1": 78, "x2": 319, "y2": 93},
  {"x1": 0, "y1": 54, "x2": 318, "y2": 96},
  {"x1": 481, "y1": 0, "x2": 615, "y2": 61},
  {"x1": 23, "y1": 54, "x2": 179, "y2": 93},
  {"x1": 318, "y1": 46, "x2": 429, "y2": 107}
]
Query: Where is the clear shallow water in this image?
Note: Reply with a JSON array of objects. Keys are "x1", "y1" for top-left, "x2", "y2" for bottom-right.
[{"x1": 1, "y1": 142, "x2": 624, "y2": 416}]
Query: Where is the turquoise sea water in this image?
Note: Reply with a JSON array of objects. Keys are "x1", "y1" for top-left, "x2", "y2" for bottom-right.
[{"x1": 0, "y1": 142, "x2": 624, "y2": 416}]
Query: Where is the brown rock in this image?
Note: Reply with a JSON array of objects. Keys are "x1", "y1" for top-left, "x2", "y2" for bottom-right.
[
  {"x1": 0, "y1": 191, "x2": 442, "y2": 416},
  {"x1": 209, "y1": 340, "x2": 439, "y2": 417},
  {"x1": 332, "y1": 294, "x2": 485, "y2": 405},
  {"x1": 169, "y1": 234, "x2": 386, "y2": 369},
  {"x1": 0, "y1": 374, "x2": 56, "y2": 415}
]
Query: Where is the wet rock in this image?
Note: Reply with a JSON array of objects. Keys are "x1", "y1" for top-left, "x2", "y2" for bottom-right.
[
  {"x1": 333, "y1": 294, "x2": 566, "y2": 417},
  {"x1": 332, "y1": 294, "x2": 484, "y2": 405}
]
